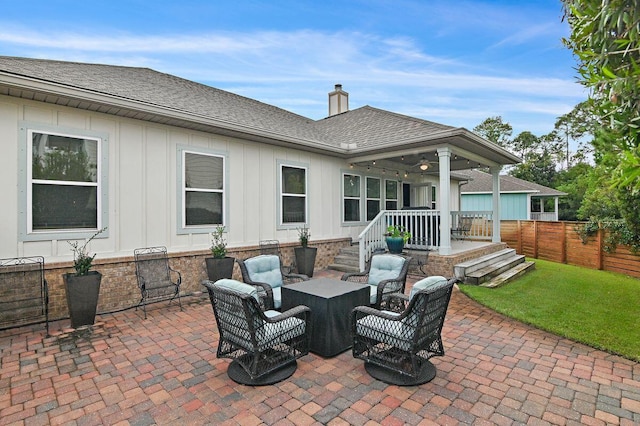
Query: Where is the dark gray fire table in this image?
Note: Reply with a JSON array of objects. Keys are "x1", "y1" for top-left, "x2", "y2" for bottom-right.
[{"x1": 281, "y1": 278, "x2": 369, "y2": 357}]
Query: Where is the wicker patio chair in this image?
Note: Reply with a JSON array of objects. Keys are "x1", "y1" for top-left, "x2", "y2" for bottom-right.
[
  {"x1": 341, "y1": 253, "x2": 412, "y2": 309},
  {"x1": 351, "y1": 276, "x2": 456, "y2": 386},
  {"x1": 134, "y1": 246, "x2": 182, "y2": 319},
  {"x1": 237, "y1": 254, "x2": 308, "y2": 310},
  {"x1": 0, "y1": 256, "x2": 49, "y2": 336},
  {"x1": 203, "y1": 279, "x2": 311, "y2": 385}
]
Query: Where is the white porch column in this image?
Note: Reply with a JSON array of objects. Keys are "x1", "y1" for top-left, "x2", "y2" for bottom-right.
[
  {"x1": 554, "y1": 197, "x2": 559, "y2": 221},
  {"x1": 490, "y1": 166, "x2": 502, "y2": 242},
  {"x1": 438, "y1": 147, "x2": 452, "y2": 255}
]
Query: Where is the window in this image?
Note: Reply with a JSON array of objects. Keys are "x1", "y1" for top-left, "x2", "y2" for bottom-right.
[
  {"x1": 431, "y1": 185, "x2": 437, "y2": 209},
  {"x1": 385, "y1": 179, "x2": 398, "y2": 210},
  {"x1": 182, "y1": 151, "x2": 225, "y2": 228},
  {"x1": 280, "y1": 164, "x2": 307, "y2": 225},
  {"x1": 28, "y1": 129, "x2": 103, "y2": 233},
  {"x1": 343, "y1": 173, "x2": 361, "y2": 222},
  {"x1": 366, "y1": 177, "x2": 381, "y2": 220}
]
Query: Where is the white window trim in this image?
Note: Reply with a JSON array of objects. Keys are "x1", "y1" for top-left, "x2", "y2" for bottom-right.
[
  {"x1": 277, "y1": 161, "x2": 308, "y2": 229},
  {"x1": 384, "y1": 178, "x2": 399, "y2": 210},
  {"x1": 19, "y1": 122, "x2": 109, "y2": 242},
  {"x1": 176, "y1": 146, "x2": 228, "y2": 234},
  {"x1": 342, "y1": 172, "x2": 363, "y2": 224},
  {"x1": 365, "y1": 176, "x2": 381, "y2": 221}
]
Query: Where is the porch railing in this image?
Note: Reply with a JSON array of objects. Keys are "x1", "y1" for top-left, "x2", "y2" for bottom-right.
[
  {"x1": 356, "y1": 209, "x2": 493, "y2": 271},
  {"x1": 530, "y1": 212, "x2": 558, "y2": 221}
]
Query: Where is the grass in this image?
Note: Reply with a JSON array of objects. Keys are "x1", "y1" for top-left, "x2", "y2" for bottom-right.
[{"x1": 458, "y1": 258, "x2": 640, "y2": 362}]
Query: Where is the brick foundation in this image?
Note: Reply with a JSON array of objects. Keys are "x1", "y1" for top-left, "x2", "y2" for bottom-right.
[
  {"x1": 405, "y1": 242, "x2": 508, "y2": 278},
  {"x1": 42, "y1": 238, "x2": 352, "y2": 322}
]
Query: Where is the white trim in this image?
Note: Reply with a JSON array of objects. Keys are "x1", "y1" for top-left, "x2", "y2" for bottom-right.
[
  {"x1": 277, "y1": 161, "x2": 308, "y2": 228},
  {"x1": 177, "y1": 146, "x2": 228, "y2": 234}
]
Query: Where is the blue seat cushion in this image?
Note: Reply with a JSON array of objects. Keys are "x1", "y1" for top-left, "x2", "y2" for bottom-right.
[
  {"x1": 368, "y1": 255, "x2": 405, "y2": 286},
  {"x1": 244, "y1": 255, "x2": 284, "y2": 288},
  {"x1": 409, "y1": 276, "x2": 448, "y2": 300},
  {"x1": 214, "y1": 279, "x2": 259, "y2": 302}
]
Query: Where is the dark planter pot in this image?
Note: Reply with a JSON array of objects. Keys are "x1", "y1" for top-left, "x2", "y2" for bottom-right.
[
  {"x1": 63, "y1": 271, "x2": 102, "y2": 328},
  {"x1": 205, "y1": 256, "x2": 235, "y2": 282},
  {"x1": 294, "y1": 246, "x2": 317, "y2": 277},
  {"x1": 385, "y1": 236, "x2": 405, "y2": 254}
]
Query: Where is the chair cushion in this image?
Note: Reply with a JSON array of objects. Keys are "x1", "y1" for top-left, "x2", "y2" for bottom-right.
[
  {"x1": 244, "y1": 255, "x2": 284, "y2": 288},
  {"x1": 368, "y1": 285, "x2": 378, "y2": 304},
  {"x1": 410, "y1": 276, "x2": 448, "y2": 300},
  {"x1": 214, "y1": 279, "x2": 259, "y2": 302},
  {"x1": 367, "y1": 255, "x2": 406, "y2": 286},
  {"x1": 356, "y1": 314, "x2": 413, "y2": 351},
  {"x1": 272, "y1": 287, "x2": 282, "y2": 309}
]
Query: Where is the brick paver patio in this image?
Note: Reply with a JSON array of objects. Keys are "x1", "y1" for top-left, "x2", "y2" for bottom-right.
[{"x1": 1, "y1": 269, "x2": 639, "y2": 425}]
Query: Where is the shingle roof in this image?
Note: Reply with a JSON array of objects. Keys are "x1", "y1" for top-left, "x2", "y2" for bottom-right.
[
  {"x1": 460, "y1": 169, "x2": 566, "y2": 196},
  {"x1": 0, "y1": 56, "x2": 520, "y2": 165}
]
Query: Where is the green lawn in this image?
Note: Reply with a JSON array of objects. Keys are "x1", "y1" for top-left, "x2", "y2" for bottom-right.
[{"x1": 458, "y1": 259, "x2": 640, "y2": 362}]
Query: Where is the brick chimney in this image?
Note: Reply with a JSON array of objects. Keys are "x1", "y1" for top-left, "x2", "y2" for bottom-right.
[{"x1": 328, "y1": 84, "x2": 349, "y2": 116}]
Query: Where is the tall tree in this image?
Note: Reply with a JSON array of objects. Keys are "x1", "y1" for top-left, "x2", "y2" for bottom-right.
[
  {"x1": 553, "y1": 100, "x2": 597, "y2": 168},
  {"x1": 473, "y1": 116, "x2": 513, "y2": 148},
  {"x1": 562, "y1": 0, "x2": 640, "y2": 245}
]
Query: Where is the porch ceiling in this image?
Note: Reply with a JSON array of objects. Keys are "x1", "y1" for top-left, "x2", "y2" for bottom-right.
[{"x1": 346, "y1": 130, "x2": 521, "y2": 174}]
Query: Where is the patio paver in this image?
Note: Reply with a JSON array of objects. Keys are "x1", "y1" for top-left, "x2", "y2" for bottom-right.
[{"x1": 0, "y1": 269, "x2": 638, "y2": 425}]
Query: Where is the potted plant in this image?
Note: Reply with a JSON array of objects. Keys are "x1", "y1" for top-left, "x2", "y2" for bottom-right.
[
  {"x1": 294, "y1": 226, "x2": 317, "y2": 277},
  {"x1": 385, "y1": 225, "x2": 412, "y2": 254},
  {"x1": 205, "y1": 226, "x2": 235, "y2": 282},
  {"x1": 63, "y1": 227, "x2": 107, "y2": 328}
]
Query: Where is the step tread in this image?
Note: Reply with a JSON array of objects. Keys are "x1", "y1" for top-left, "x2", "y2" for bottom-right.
[
  {"x1": 480, "y1": 261, "x2": 535, "y2": 288},
  {"x1": 465, "y1": 255, "x2": 525, "y2": 279}
]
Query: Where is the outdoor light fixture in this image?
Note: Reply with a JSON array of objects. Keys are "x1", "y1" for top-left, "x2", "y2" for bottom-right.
[{"x1": 419, "y1": 162, "x2": 429, "y2": 171}]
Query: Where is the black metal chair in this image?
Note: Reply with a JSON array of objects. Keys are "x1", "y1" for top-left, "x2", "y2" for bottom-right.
[
  {"x1": 134, "y1": 246, "x2": 182, "y2": 319},
  {"x1": 203, "y1": 279, "x2": 311, "y2": 385},
  {"x1": 259, "y1": 239, "x2": 293, "y2": 273},
  {"x1": 0, "y1": 256, "x2": 49, "y2": 336},
  {"x1": 451, "y1": 216, "x2": 473, "y2": 241},
  {"x1": 341, "y1": 254, "x2": 412, "y2": 309},
  {"x1": 237, "y1": 254, "x2": 308, "y2": 310},
  {"x1": 351, "y1": 276, "x2": 456, "y2": 386}
]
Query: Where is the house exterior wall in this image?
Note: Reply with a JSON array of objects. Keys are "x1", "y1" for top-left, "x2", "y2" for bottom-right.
[
  {"x1": 461, "y1": 193, "x2": 528, "y2": 220},
  {"x1": 2, "y1": 95, "x2": 453, "y2": 263}
]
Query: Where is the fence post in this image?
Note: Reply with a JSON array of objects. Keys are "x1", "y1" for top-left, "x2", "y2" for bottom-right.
[
  {"x1": 597, "y1": 228, "x2": 604, "y2": 270},
  {"x1": 533, "y1": 221, "x2": 538, "y2": 258},
  {"x1": 561, "y1": 221, "x2": 567, "y2": 264}
]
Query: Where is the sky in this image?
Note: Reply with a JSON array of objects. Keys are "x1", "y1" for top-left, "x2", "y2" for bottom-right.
[{"x1": 0, "y1": 0, "x2": 586, "y2": 140}]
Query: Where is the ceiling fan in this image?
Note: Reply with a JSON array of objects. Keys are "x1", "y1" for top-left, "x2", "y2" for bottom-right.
[{"x1": 412, "y1": 156, "x2": 432, "y2": 171}]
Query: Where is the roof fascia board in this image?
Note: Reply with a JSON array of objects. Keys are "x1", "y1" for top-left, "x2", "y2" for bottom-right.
[{"x1": 1, "y1": 73, "x2": 347, "y2": 156}]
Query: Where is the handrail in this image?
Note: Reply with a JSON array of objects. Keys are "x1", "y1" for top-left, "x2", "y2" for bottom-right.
[{"x1": 357, "y1": 209, "x2": 494, "y2": 272}]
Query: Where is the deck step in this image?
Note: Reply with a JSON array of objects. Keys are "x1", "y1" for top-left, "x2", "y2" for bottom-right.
[
  {"x1": 463, "y1": 254, "x2": 526, "y2": 285},
  {"x1": 480, "y1": 261, "x2": 536, "y2": 288},
  {"x1": 453, "y1": 248, "x2": 516, "y2": 279},
  {"x1": 328, "y1": 244, "x2": 361, "y2": 274}
]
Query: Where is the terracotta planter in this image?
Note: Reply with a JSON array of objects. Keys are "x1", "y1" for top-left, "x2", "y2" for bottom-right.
[
  {"x1": 205, "y1": 257, "x2": 235, "y2": 282},
  {"x1": 294, "y1": 247, "x2": 317, "y2": 277},
  {"x1": 63, "y1": 271, "x2": 102, "y2": 328}
]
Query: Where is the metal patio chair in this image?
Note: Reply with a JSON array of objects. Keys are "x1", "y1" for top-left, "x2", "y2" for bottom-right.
[
  {"x1": 451, "y1": 216, "x2": 473, "y2": 241},
  {"x1": 0, "y1": 256, "x2": 49, "y2": 336},
  {"x1": 351, "y1": 276, "x2": 456, "y2": 386},
  {"x1": 203, "y1": 279, "x2": 310, "y2": 385},
  {"x1": 134, "y1": 246, "x2": 182, "y2": 319},
  {"x1": 259, "y1": 239, "x2": 293, "y2": 273}
]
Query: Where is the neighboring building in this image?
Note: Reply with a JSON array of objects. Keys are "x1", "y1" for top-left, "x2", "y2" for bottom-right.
[
  {"x1": 0, "y1": 56, "x2": 521, "y2": 264},
  {"x1": 460, "y1": 170, "x2": 567, "y2": 221}
]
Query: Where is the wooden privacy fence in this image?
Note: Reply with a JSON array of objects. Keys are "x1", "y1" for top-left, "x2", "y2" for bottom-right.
[{"x1": 501, "y1": 220, "x2": 640, "y2": 278}]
